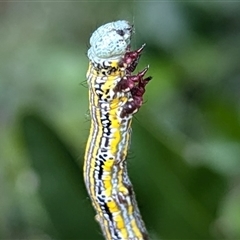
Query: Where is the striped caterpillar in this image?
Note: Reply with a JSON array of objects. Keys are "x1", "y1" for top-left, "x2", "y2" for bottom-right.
[{"x1": 83, "y1": 20, "x2": 151, "y2": 240}]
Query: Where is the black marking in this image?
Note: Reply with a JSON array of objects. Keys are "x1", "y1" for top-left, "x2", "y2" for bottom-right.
[
  {"x1": 104, "y1": 137, "x2": 110, "y2": 148},
  {"x1": 103, "y1": 202, "x2": 113, "y2": 221},
  {"x1": 116, "y1": 29, "x2": 125, "y2": 36}
]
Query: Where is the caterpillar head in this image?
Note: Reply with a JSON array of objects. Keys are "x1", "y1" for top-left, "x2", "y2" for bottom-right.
[{"x1": 88, "y1": 20, "x2": 133, "y2": 63}]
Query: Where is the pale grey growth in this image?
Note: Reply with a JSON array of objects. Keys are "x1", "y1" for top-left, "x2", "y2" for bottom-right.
[{"x1": 88, "y1": 20, "x2": 133, "y2": 64}]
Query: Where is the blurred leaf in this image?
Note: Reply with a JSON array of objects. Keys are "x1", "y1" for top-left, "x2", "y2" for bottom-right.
[
  {"x1": 21, "y1": 113, "x2": 102, "y2": 240},
  {"x1": 202, "y1": 96, "x2": 240, "y2": 141},
  {"x1": 130, "y1": 121, "x2": 227, "y2": 239}
]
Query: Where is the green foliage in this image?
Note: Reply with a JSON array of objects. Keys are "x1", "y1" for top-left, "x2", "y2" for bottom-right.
[
  {"x1": 130, "y1": 122, "x2": 226, "y2": 239},
  {"x1": 1, "y1": 1, "x2": 240, "y2": 239},
  {"x1": 21, "y1": 114, "x2": 100, "y2": 239}
]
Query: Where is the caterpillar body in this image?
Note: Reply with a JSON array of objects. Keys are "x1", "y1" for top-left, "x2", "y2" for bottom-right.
[{"x1": 84, "y1": 20, "x2": 151, "y2": 240}]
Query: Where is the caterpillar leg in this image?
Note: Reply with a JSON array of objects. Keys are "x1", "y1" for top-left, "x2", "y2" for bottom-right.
[
  {"x1": 120, "y1": 44, "x2": 146, "y2": 73},
  {"x1": 120, "y1": 69, "x2": 152, "y2": 117},
  {"x1": 115, "y1": 66, "x2": 150, "y2": 92}
]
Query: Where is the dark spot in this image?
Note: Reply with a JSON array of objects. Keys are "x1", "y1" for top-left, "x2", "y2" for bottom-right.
[
  {"x1": 104, "y1": 138, "x2": 109, "y2": 148},
  {"x1": 98, "y1": 154, "x2": 105, "y2": 161},
  {"x1": 116, "y1": 29, "x2": 125, "y2": 36},
  {"x1": 103, "y1": 202, "x2": 113, "y2": 221},
  {"x1": 121, "y1": 118, "x2": 126, "y2": 124},
  {"x1": 126, "y1": 184, "x2": 133, "y2": 197},
  {"x1": 142, "y1": 232, "x2": 150, "y2": 240}
]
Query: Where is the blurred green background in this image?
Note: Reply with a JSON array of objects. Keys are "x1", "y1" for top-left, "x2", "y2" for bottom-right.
[{"x1": 1, "y1": 1, "x2": 240, "y2": 239}]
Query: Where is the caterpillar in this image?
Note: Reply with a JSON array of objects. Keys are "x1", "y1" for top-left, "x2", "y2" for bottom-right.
[{"x1": 83, "y1": 20, "x2": 151, "y2": 240}]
